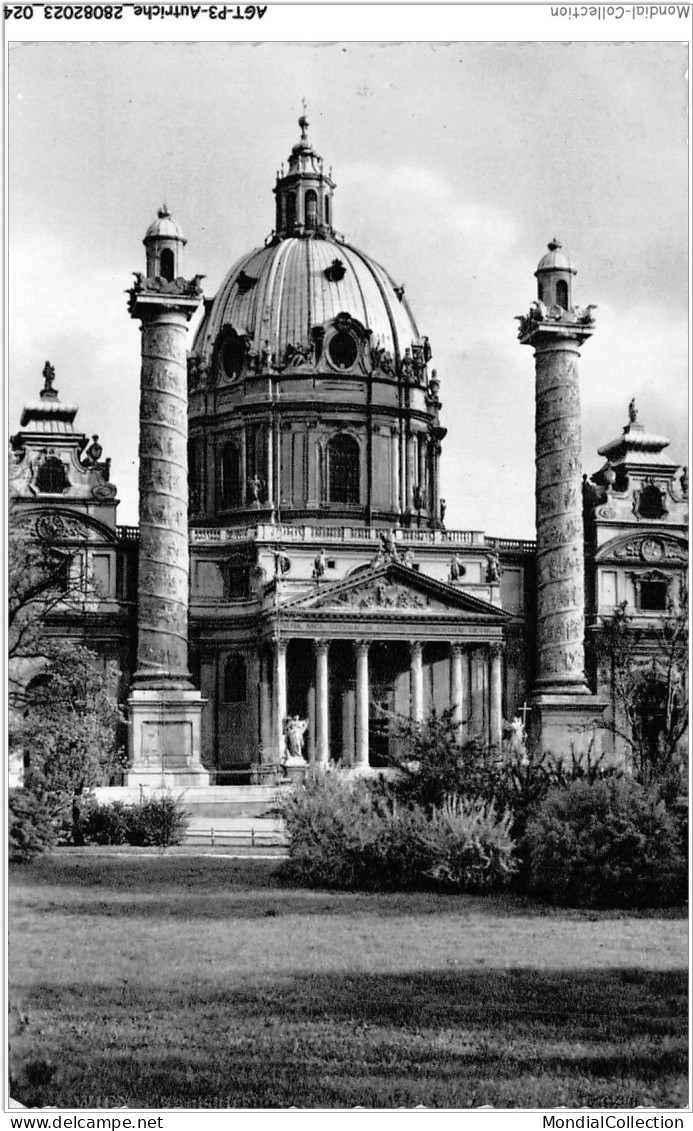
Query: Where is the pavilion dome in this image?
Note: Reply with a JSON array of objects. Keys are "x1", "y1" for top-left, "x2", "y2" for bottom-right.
[
  {"x1": 144, "y1": 204, "x2": 185, "y2": 244},
  {"x1": 535, "y1": 237, "x2": 574, "y2": 275}
]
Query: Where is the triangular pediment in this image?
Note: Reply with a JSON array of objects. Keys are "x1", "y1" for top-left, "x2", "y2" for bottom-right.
[{"x1": 281, "y1": 562, "x2": 509, "y2": 619}]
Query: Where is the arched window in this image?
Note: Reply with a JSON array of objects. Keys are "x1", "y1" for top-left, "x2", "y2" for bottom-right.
[
  {"x1": 220, "y1": 443, "x2": 241, "y2": 509},
  {"x1": 305, "y1": 189, "x2": 318, "y2": 230},
  {"x1": 328, "y1": 434, "x2": 360, "y2": 504},
  {"x1": 286, "y1": 193, "x2": 296, "y2": 232},
  {"x1": 35, "y1": 456, "x2": 69, "y2": 494},
  {"x1": 324, "y1": 195, "x2": 330, "y2": 226},
  {"x1": 160, "y1": 248, "x2": 175, "y2": 282},
  {"x1": 224, "y1": 655, "x2": 247, "y2": 703},
  {"x1": 555, "y1": 279, "x2": 569, "y2": 309}
]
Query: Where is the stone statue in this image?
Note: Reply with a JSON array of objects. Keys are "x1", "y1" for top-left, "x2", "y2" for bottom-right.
[
  {"x1": 247, "y1": 474, "x2": 262, "y2": 505},
  {"x1": 413, "y1": 483, "x2": 424, "y2": 511},
  {"x1": 284, "y1": 716, "x2": 308, "y2": 763},
  {"x1": 509, "y1": 716, "x2": 528, "y2": 760},
  {"x1": 42, "y1": 361, "x2": 56, "y2": 393},
  {"x1": 440, "y1": 498, "x2": 447, "y2": 524},
  {"x1": 261, "y1": 340, "x2": 274, "y2": 371},
  {"x1": 628, "y1": 398, "x2": 638, "y2": 424},
  {"x1": 680, "y1": 466, "x2": 688, "y2": 496},
  {"x1": 423, "y1": 336, "x2": 432, "y2": 362},
  {"x1": 313, "y1": 548, "x2": 327, "y2": 579},
  {"x1": 379, "y1": 349, "x2": 395, "y2": 375},
  {"x1": 485, "y1": 551, "x2": 501, "y2": 584},
  {"x1": 273, "y1": 549, "x2": 291, "y2": 576},
  {"x1": 402, "y1": 549, "x2": 415, "y2": 569},
  {"x1": 449, "y1": 554, "x2": 465, "y2": 582},
  {"x1": 400, "y1": 348, "x2": 415, "y2": 383}
]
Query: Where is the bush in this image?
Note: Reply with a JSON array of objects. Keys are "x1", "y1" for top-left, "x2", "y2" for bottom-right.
[
  {"x1": 424, "y1": 796, "x2": 516, "y2": 892},
  {"x1": 8, "y1": 789, "x2": 57, "y2": 863},
  {"x1": 127, "y1": 794, "x2": 190, "y2": 848},
  {"x1": 279, "y1": 772, "x2": 383, "y2": 888},
  {"x1": 81, "y1": 800, "x2": 131, "y2": 846},
  {"x1": 80, "y1": 794, "x2": 190, "y2": 848},
  {"x1": 279, "y1": 772, "x2": 516, "y2": 893},
  {"x1": 526, "y1": 776, "x2": 686, "y2": 908}
]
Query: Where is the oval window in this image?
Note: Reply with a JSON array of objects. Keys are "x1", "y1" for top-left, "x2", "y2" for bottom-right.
[{"x1": 328, "y1": 330, "x2": 358, "y2": 370}]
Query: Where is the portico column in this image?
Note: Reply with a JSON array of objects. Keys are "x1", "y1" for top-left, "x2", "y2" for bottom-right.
[
  {"x1": 342, "y1": 688, "x2": 355, "y2": 766},
  {"x1": 315, "y1": 640, "x2": 330, "y2": 764},
  {"x1": 490, "y1": 643, "x2": 504, "y2": 749},
  {"x1": 273, "y1": 639, "x2": 288, "y2": 761},
  {"x1": 259, "y1": 650, "x2": 272, "y2": 761},
  {"x1": 470, "y1": 647, "x2": 485, "y2": 741},
  {"x1": 306, "y1": 680, "x2": 316, "y2": 763},
  {"x1": 410, "y1": 640, "x2": 424, "y2": 723},
  {"x1": 354, "y1": 641, "x2": 370, "y2": 768},
  {"x1": 450, "y1": 643, "x2": 465, "y2": 740}
]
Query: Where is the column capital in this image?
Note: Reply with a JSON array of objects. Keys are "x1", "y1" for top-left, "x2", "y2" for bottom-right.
[
  {"x1": 451, "y1": 641, "x2": 465, "y2": 658},
  {"x1": 314, "y1": 638, "x2": 330, "y2": 657},
  {"x1": 273, "y1": 636, "x2": 289, "y2": 656},
  {"x1": 355, "y1": 639, "x2": 372, "y2": 655},
  {"x1": 489, "y1": 640, "x2": 506, "y2": 659},
  {"x1": 409, "y1": 639, "x2": 423, "y2": 657}
]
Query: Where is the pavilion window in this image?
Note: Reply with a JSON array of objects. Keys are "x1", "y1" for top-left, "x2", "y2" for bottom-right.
[
  {"x1": 328, "y1": 434, "x2": 360, "y2": 504},
  {"x1": 324, "y1": 195, "x2": 330, "y2": 226},
  {"x1": 305, "y1": 189, "x2": 318, "y2": 230},
  {"x1": 160, "y1": 248, "x2": 175, "y2": 282},
  {"x1": 286, "y1": 192, "x2": 297, "y2": 231},
  {"x1": 555, "y1": 279, "x2": 569, "y2": 309}
]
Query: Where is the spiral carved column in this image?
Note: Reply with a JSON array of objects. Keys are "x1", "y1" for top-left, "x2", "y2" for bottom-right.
[
  {"x1": 519, "y1": 255, "x2": 606, "y2": 755},
  {"x1": 135, "y1": 313, "x2": 193, "y2": 686},
  {"x1": 126, "y1": 274, "x2": 209, "y2": 787}
]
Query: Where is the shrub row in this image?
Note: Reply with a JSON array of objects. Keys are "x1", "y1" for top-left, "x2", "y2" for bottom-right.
[
  {"x1": 279, "y1": 772, "x2": 516, "y2": 893},
  {"x1": 279, "y1": 730, "x2": 687, "y2": 908},
  {"x1": 9, "y1": 792, "x2": 189, "y2": 862}
]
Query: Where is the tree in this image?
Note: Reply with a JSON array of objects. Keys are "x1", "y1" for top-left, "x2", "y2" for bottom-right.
[
  {"x1": 593, "y1": 594, "x2": 688, "y2": 792},
  {"x1": 17, "y1": 644, "x2": 127, "y2": 839},
  {"x1": 8, "y1": 498, "x2": 89, "y2": 707}
]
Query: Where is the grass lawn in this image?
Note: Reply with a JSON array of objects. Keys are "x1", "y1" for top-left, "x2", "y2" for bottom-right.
[{"x1": 9, "y1": 853, "x2": 688, "y2": 1110}]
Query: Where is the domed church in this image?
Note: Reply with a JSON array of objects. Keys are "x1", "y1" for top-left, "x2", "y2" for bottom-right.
[{"x1": 9, "y1": 114, "x2": 688, "y2": 788}]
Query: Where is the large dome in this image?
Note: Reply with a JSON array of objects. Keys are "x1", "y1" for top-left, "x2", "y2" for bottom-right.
[{"x1": 193, "y1": 235, "x2": 420, "y2": 367}]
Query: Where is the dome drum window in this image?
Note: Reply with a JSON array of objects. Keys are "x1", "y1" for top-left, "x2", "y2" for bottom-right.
[
  {"x1": 327, "y1": 433, "x2": 360, "y2": 505},
  {"x1": 323, "y1": 314, "x2": 370, "y2": 374}
]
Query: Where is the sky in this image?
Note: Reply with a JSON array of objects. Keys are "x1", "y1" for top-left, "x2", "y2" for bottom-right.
[{"x1": 8, "y1": 38, "x2": 689, "y2": 536}]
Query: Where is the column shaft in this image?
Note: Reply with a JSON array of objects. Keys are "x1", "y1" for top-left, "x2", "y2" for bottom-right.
[
  {"x1": 274, "y1": 640, "x2": 287, "y2": 760},
  {"x1": 259, "y1": 651, "x2": 272, "y2": 761},
  {"x1": 315, "y1": 641, "x2": 330, "y2": 764},
  {"x1": 410, "y1": 641, "x2": 424, "y2": 723},
  {"x1": 450, "y1": 643, "x2": 464, "y2": 740},
  {"x1": 470, "y1": 648, "x2": 485, "y2": 740},
  {"x1": 490, "y1": 647, "x2": 503, "y2": 748},
  {"x1": 354, "y1": 642, "x2": 370, "y2": 767},
  {"x1": 342, "y1": 688, "x2": 355, "y2": 767}
]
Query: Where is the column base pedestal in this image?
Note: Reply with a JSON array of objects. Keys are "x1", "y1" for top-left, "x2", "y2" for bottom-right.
[
  {"x1": 531, "y1": 691, "x2": 608, "y2": 759},
  {"x1": 127, "y1": 687, "x2": 210, "y2": 788}
]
